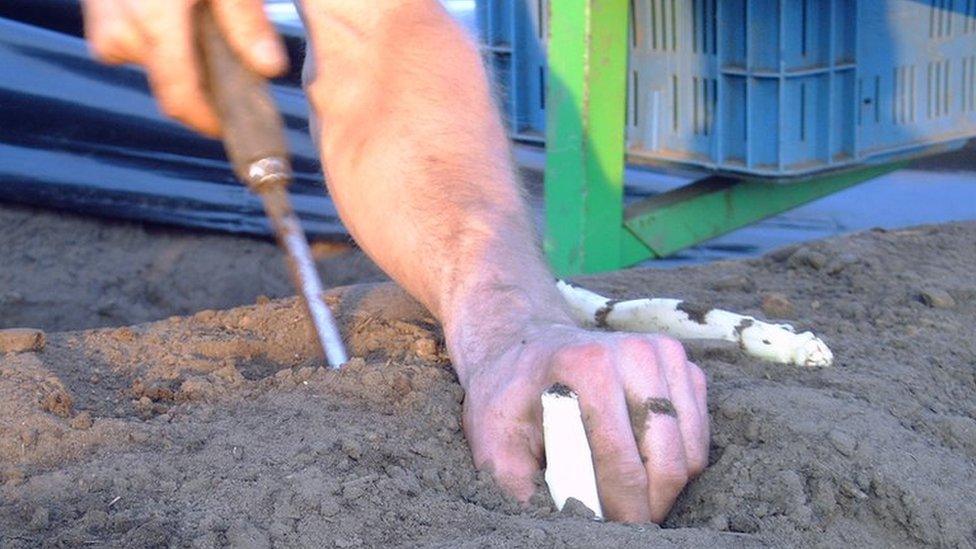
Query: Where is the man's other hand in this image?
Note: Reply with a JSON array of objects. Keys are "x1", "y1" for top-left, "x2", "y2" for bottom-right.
[
  {"x1": 462, "y1": 324, "x2": 709, "y2": 523},
  {"x1": 82, "y1": 0, "x2": 288, "y2": 136}
]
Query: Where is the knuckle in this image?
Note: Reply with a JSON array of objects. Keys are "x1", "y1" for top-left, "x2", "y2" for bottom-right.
[
  {"x1": 619, "y1": 335, "x2": 658, "y2": 358},
  {"x1": 654, "y1": 466, "x2": 690, "y2": 492},
  {"x1": 553, "y1": 342, "x2": 612, "y2": 371},
  {"x1": 551, "y1": 345, "x2": 618, "y2": 390},
  {"x1": 653, "y1": 335, "x2": 687, "y2": 364}
]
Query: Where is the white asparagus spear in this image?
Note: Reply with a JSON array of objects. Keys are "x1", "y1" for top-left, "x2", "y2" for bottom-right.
[
  {"x1": 542, "y1": 385, "x2": 603, "y2": 519},
  {"x1": 555, "y1": 280, "x2": 833, "y2": 367}
]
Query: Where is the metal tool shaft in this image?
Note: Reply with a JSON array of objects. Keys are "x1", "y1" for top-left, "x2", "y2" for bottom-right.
[
  {"x1": 195, "y1": 5, "x2": 348, "y2": 368},
  {"x1": 258, "y1": 180, "x2": 348, "y2": 368}
]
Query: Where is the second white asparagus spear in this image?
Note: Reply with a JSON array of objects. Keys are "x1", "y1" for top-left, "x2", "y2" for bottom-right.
[{"x1": 555, "y1": 280, "x2": 833, "y2": 367}]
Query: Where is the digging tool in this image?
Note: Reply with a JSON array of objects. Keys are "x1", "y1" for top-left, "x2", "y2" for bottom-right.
[{"x1": 194, "y1": 5, "x2": 347, "y2": 368}]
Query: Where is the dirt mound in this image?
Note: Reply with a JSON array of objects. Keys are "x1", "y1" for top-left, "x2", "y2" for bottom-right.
[
  {"x1": 0, "y1": 203, "x2": 385, "y2": 332},
  {"x1": 2, "y1": 223, "x2": 975, "y2": 547}
]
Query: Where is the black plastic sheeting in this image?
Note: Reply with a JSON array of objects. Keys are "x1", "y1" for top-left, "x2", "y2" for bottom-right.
[{"x1": 0, "y1": 1, "x2": 346, "y2": 239}]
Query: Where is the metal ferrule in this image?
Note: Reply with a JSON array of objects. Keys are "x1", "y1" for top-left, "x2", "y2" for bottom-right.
[{"x1": 245, "y1": 156, "x2": 292, "y2": 193}]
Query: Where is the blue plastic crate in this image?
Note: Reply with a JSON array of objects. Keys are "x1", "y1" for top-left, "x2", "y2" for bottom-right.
[{"x1": 477, "y1": 0, "x2": 976, "y2": 177}]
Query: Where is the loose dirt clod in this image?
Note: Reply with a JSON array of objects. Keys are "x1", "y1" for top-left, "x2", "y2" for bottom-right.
[
  {"x1": 560, "y1": 497, "x2": 598, "y2": 520},
  {"x1": 414, "y1": 337, "x2": 439, "y2": 361},
  {"x1": 918, "y1": 287, "x2": 956, "y2": 309},
  {"x1": 710, "y1": 274, "x2": 754, "y2": 292},
  {"x1": 761, "y1": 293, "x2": 796, "y2": 318},
  {"x1": 827, "y1": 429, "x2": 857, "y2": 456},
  {"x1": 69, "y1": 411, "x2": 93, "y2": 431},
  {"x1": 0, "y1": 328, "x2": 45, "y2": 353},
  {"x1": 787, "y1": 247, "x2": 828, "y2": 270},
  {"x1": 28, "y1": 507, "x2": 49, "y2": 531},
  {"x1": 40, "y1": 389, "x2": 72, "y2": 418}
]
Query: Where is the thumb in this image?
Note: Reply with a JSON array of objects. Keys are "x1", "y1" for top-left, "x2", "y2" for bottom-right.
[{"x1": 210, "y1": 0, "x2": 288, "y2": 77}]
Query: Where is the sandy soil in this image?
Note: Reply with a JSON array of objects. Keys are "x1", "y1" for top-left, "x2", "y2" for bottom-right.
[
  {"x1": 1, "y1": 207, "x2": 974, "y2": 547},
  {"x1": 0, "y1": 204, "x2": 386, "y2": 332}
]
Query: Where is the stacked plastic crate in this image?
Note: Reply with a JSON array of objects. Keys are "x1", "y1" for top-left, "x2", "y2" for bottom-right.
[{"x1": 477, "y1": 0, "x2": 976, "y2": 176}]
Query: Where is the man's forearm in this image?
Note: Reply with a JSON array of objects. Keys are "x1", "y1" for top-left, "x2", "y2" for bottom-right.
[{"x1": 300, "y1": 0, "x2": 573, "y2": 383}]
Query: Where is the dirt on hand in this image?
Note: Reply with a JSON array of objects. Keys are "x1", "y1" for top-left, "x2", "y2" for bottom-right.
[{"x1": 1, "y1": 210, "x2": 974, "y2": 547}]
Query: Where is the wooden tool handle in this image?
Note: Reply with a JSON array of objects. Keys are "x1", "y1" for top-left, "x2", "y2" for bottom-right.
[{"x1": 195, "y1": 4, "x2": 289, "y2": 182}]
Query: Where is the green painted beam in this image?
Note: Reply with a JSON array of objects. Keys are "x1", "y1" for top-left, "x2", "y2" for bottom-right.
[
  {"x1": 622, "y1": 162, "x2": 907, "y2": 262},
  {"x1": 544, "y1": 0, "x2": 631, "y2": 276},
  {"x1": 620, "y1": 223, "x2": 657, "y2": 267}
]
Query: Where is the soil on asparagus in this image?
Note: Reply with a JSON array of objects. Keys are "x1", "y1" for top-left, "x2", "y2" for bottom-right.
[{"x1": 1, "y1": 208, "x2": 975, "y2": 547}]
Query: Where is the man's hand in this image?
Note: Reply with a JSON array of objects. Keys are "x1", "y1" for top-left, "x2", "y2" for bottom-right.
[
  {"x1": 83, "y1": 0, "x2": 710, "y2": 523},
  {"x1": 82, "y1": 0, "x2": 288, "y2": 136},
  {"x1": 292, "y1": 0, "x2": 711, "y2": 522},
  {"x1": 461, "y1": 323, "x2": 709, "y2": 523}
]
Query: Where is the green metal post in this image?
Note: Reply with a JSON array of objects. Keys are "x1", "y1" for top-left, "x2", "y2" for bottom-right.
[
  {"x1": 621, "y1": 162, "x2": 908, "y2": 264},
  {"x1": 544, "y1": 0, "x2": 630, "y2": 277}
]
